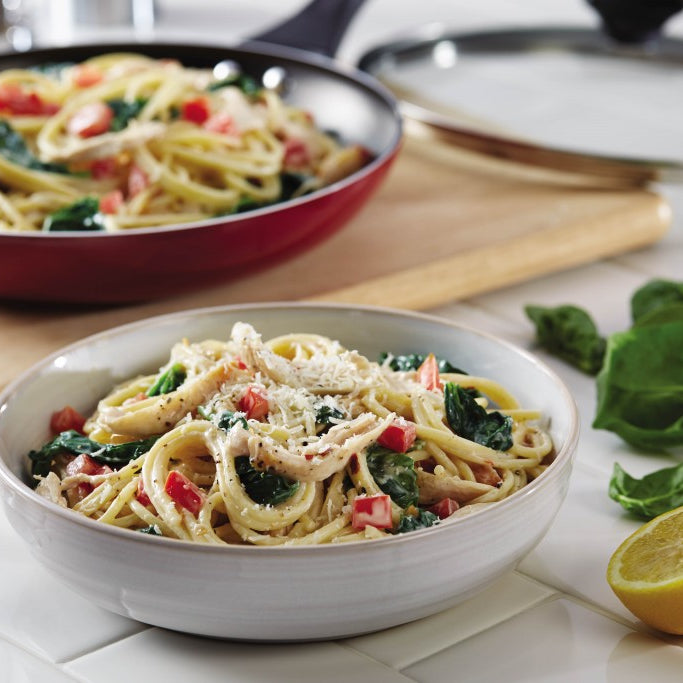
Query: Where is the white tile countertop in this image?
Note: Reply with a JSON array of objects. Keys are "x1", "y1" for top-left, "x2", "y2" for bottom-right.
[{"x1": 2, "y1": 0, "x2": 683, "y2": 681}]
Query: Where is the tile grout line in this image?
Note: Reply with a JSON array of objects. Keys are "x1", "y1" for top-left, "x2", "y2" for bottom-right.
[
  {"x1": 53, "y1": 624, "x2": 151, "y2": 666},
  {"x1": 330, "y1": 640, "x2": 422, "y2": 682},
  {"x1": 391, "y1": 592, "x2": 566, "y2": 673},
  {"x1": 559, "y1": 591, "x2": 683, "y2": 648},
  {"x1": 0, "y1": 631, "x2": 82, "y2": 682}
]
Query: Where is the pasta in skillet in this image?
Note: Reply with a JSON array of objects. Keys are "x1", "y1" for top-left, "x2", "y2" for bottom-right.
[
  {"x1": 0, "y1": 53, "x2": 368, "y2": 232},
  {"x1": 31, "y1": 322, "x2": 555, "y2": 545}
]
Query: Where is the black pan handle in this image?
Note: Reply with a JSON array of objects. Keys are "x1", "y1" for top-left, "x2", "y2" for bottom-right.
[
  {"x1": 587, "y1": 0, "x2": 683, "y2": 43},
  {"x1": 247, "y1": 0, "x2": 367, "y2": 57}
]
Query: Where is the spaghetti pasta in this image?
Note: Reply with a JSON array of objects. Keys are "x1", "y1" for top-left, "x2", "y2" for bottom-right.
[
  {"x1": 31, "y1": 322, "x2": 555, "y2": 545},
  {"x1": 0, "y1": 53, "x2": 369, "y2": 232}
]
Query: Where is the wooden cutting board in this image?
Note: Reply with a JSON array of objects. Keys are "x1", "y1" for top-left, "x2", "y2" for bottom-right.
[{"x1": 0, "y1": 137, "x2": 670, "y2": 389}]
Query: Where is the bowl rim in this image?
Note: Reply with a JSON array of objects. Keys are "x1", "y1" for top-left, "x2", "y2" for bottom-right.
[
  {"x1": 0, "y1": 40, "x2": 403, "y2": 240},
  {"x1": 0, "y1": 301, "x2": 579, "y2": 556}
]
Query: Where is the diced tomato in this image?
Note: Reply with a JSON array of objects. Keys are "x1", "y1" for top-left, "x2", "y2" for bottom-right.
[
  {"x1": 50, "y1": 405, "x2": 87, "y2": 434},
  {"x1": 0, "y1": 84, "x2": 59, "y2": 116},
  {"x1": 70, "y1": 483, "x2": 93, "y2": 503},
  {"x1": 471, "y1": 461, "x2": 502, "y2": 487},
  {"x1": 428, "y1": 498, "x2": 460, "y2": 519},
  {"x1": 100, "y1": 189, "x2": 124, "y2": 214},
  {"x1": 181, "y1": 96, "x2": 210, "y2": 124},
  {"x1": 64, "y1": 454, "x2": 112, "y2": 504},
  {"x1": 238, "y1": 385, "x2": 269, "y2": 420},
  {"x1": 417, "y1": 353, "x2": 442, "y2": 391},
  {"x1": 283, "y1": 138, "x2": 311, "y2": 169},
  {"x1": 231, "y1": 355, "x2": 247, "y2": 370},
  {"x1": 72, "y1": 64, "x2": 103, "y2": 88},
  {"x1": 203, "y1": 112, "x2": 239, "y2": 135},
  {"x1": 136, "y1": 478, "x2": 151, "y2": 507},
  {"x1": 67, "y1": 102, "x2": 113, "y2": 138},
  {"x1": 65, "y1": 453, "x2": 113, "y2": 478},
  {"x1": 127, "y1": 163, "x2": 149, "y2": 198},
  {"x1": 377, "y1": 418, "x2": 417, "y2": 453},
  {"x1": 164, "y1": 470, "x2": 204, "y2": 517},
  {"x1": 352, "y1": 494, "x2": 392, "y2": 530},
  {"x1": 90, "y1": 157, "x2": 118, "y2": 179}
]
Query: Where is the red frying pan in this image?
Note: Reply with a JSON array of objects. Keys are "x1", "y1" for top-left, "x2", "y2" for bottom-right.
[{"x1": 0, "y1": 0, "x2": 402, "y2": 303}]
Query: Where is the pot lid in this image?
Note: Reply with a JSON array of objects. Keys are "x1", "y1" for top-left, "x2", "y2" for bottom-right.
[{"x1": 359, "y1": 24, "x2": 683, "y2": 184}]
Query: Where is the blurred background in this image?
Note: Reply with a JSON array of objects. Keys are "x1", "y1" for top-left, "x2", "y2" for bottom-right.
[{"x1": 3, "y1": 0, "x2": 683, "y2": 166}]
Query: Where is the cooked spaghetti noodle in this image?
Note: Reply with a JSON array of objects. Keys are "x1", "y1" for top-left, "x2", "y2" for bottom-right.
[
  {"x1": 0, "y1": 53, "x2": 368, "y2": 232},
  {"x1": 32, "y1": 322, "x2": 555, "y2": 545}
]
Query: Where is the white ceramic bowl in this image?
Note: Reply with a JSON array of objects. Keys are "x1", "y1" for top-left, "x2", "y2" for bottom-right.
[{"x1": 0, "y1": 303, "x2": 578, "y2": 640}]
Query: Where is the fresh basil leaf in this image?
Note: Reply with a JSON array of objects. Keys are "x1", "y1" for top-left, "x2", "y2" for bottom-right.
[
  {"x1": 609, "y1": 462, "x2": 683, "y2": 520},
  {"x1": 0, "y1": 119, "x2": 70, "y2": 174},
  {"x1": 593, "y1": 320, "x2": 683, "y2": 450},
  {"x1": 234, "y1": 455, "x2": 299, "y2": 505},
  {"x1": 365, "y1": 444, "x2": 418, "y2": 509},
  {"x1": 631, "y1": 279, "x2": 683, "y2": 324},
  {"x1": 107, "y1": 97, "x2": 147, "y2": 132},
  {"x1": 217, "y1": 410, "x2": 248, "y2": 431},
  {"x1": 42, "y1": 197, "x2": 105, "y2": 232},
  {"x1": 633, "y1": 302, "x2": 683, "y2": 328},
  {"x1": 28, "y1": 430, "x2": 159, "y2": 479},
  {"x1": 444, "y1": 382, "x2": 512, "y2": 451},
  {"x1": 524, "y1": 304, "x2": 606, "y2": 375},
  {"x1": 394, "y1": 509, "x2": 438, "y2": 534},
  {"x1": 138, "y1": 524, "x2": 162, "y2": 535},
  {"x1": 147, "y1": 363, "x2": 186, "y2": 397},
  {"x1": 378, "y1": 352, "x2": 466, "y2": 374}
]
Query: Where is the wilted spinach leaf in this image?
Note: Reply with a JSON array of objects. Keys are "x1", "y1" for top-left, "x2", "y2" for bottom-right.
[
  {"x1": 394, "y1": 509, "x2": 438, "y2": 534},
  {"x1": 524, "y1": 304, "x2": 606, "y2": 375},
  {"x1": 365, "y1": 444, "x2": 418, "y2": 509},
  {"x1": 235, "y1": 456, "x2": 299, "y2": 505},
  {"x1": 30, "y1": 62, "x2": 74, "y2": 78},
  {"x1": 314, "y1": 404, "x2": 345, "y2": 435},
  {"x1": 378, "y1": 352, "x2": 466, "y2": 374},
  {"x1": 217, "y1": 410, "x2": 248, "y2": 431},
  {"x1": 444, "y1": 382, "x2": 512, "y2": 451},
  {"x1": 29, "y1": 430, "x2": 159, "y2": 479},
  {"x1": 609, "y1": 462, "x2": 683, "y2": 520},
  {"x1": 107, "y1": 97, "x2": 147, "y2": 131},
  {"x1": 207, "y1": 73, "x2": 261, "y2": 96},
  {"x1": 0, "y1": 119, "x2": 69, "y2": 174},
  {"x1": 147, "y1": 363, "x2": 186, "y2": 397},
  {"x1": 279, "y1": 171, "x2": 314, "y2": 201},
  {"x1": 42, "y1": 197, "x2": 105, "y2": 231}
]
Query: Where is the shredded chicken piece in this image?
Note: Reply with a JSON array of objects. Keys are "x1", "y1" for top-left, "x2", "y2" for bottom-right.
[
  {"x1": 317, "y1": 145, "x2": 367, "y2": 185},
  {"x1": 229, "y1": 412, "x2": 393, "y2": 482},
  {"x1": 39, "y1": 121, "x2": 165, "y2": 163},
  {"x1": 99, "y1": 363, "x2": 230, "y2": 437},
  {"x1": 35, "y1": 472, "x2": 67, "y2": 508},
  {"x1": 231, "y1": 322, "x2": 369, "y2": 395},
  {"x1": 416, "y1": 469, "x2": 493, "y2": 505}
]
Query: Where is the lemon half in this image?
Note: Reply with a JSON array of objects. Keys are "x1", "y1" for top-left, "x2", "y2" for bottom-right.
[{"x1": 607, "y1": 506, "x2": 683, "y2": 635}]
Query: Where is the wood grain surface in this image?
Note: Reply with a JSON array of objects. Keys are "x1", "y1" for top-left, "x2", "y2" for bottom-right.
[{"x1": 0, "y1": 137, "x2": 670, "y2": 389}]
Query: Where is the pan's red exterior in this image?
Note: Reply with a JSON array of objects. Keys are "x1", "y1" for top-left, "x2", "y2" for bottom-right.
[
  {"x1": 0, "y1": 41, "x2": 402, "y2": 303},
  {"x1": 0, "y1": 147, "x2": 398, "y2": 303}
]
